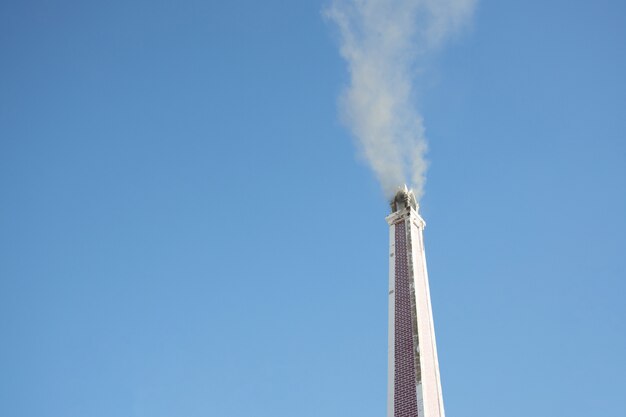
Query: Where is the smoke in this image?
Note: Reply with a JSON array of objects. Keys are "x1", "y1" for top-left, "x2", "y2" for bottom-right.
[{"x1": 325, "y1": 0, "x2": 476, "y2": 199}]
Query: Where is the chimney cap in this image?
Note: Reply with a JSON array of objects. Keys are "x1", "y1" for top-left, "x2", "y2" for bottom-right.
[{"x1": 390, "y1": 185, "x2": 418, "y2": 213}]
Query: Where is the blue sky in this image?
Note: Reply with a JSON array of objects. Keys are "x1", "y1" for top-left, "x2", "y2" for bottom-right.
[{"x1": 1, "y1": 1, "x2": 625, "y2": 416}]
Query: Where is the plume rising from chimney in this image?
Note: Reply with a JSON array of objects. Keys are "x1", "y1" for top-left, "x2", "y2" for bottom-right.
[{"x1": 326, "y1": 0, "x2": 476, "y2": 199}]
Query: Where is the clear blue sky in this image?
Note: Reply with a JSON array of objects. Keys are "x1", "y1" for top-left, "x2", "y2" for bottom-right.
[{"x1": 1, "y1": 1, "x2": 625, "y2": 416}]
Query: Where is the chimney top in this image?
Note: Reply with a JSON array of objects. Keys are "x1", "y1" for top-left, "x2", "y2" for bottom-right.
[{"x1": 390, "y1": 185, "x2": 418, "y2": 213}]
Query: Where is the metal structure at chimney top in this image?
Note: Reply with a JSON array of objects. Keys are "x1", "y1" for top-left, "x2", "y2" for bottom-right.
[{"x1": 386, "y1": 186, "x2": 445, "y2": 417}]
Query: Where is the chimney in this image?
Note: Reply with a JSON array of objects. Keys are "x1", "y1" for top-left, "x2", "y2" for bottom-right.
[{"x1": 386, "y1": 187, "x2": 445, "y2": 417}]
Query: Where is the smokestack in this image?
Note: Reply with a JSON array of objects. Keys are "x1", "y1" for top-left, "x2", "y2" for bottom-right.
[{"x1": 386, "y1": 186, "x2": 445, "y2": 417}]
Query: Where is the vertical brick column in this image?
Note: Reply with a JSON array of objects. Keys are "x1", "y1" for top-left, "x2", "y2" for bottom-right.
[{"x1": 394, "y1": 220, "x2": 420, "y2": 417}]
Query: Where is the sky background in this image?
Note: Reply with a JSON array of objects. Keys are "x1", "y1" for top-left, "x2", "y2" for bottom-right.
[{"x1": 1, "y1": 1, "x2": 625, "y2": 416}]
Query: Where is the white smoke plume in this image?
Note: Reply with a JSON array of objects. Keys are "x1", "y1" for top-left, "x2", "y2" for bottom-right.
[{"x1": 326, "y1": 0, "x2": 476, "y2": 199}]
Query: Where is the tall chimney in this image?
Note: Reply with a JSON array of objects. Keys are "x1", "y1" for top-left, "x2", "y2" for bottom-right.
[{"x1": 386, "y1": 186, "x2": 445, "y2": 417}]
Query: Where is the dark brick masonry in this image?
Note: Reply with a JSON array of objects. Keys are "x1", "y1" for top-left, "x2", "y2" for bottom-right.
[{"x1": 394, "y1": 220, "x2": 419, "y2": 417}]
